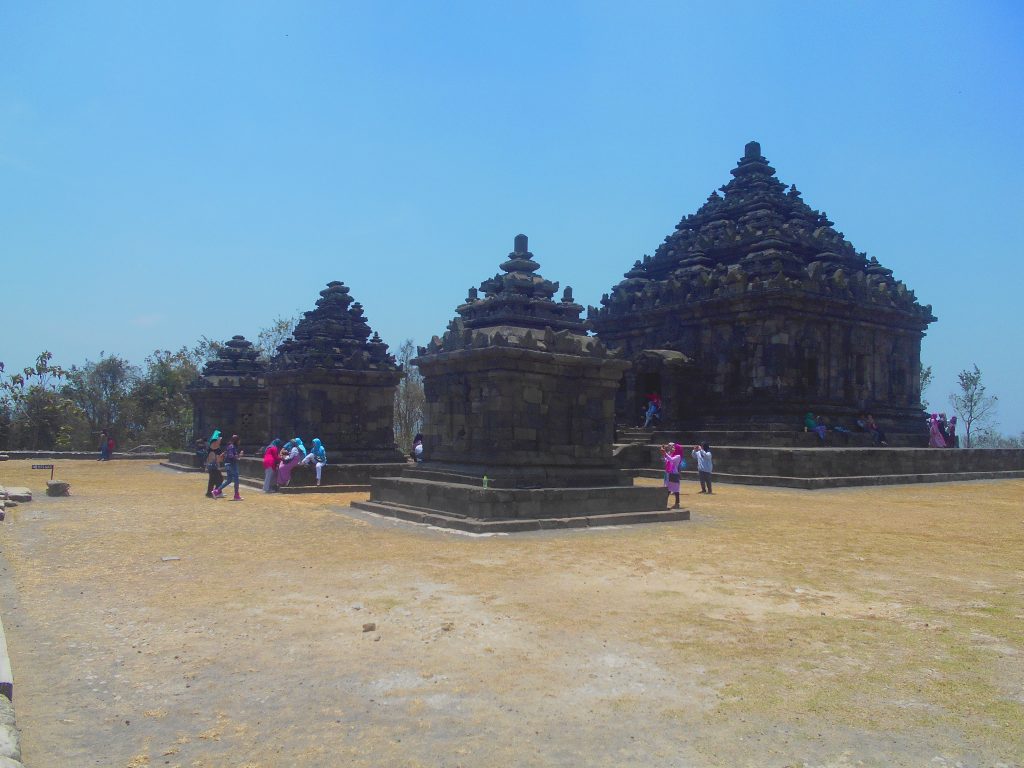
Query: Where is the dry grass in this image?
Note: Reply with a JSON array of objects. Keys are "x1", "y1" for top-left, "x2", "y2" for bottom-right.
[{"x1": 0, "y1": 460, "x2": 1022, "y2": 767}]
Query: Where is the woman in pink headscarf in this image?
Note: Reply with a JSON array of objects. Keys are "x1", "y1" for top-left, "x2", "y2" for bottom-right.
[
  {"x1": 660, "y1": 442, "x2": 683, "y2": 509},
  {"x1": 928, "y1": 413, "x2": 947, "y2": 448}
]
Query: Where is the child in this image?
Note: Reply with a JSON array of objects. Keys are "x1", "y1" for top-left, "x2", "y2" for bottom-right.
[{"x1": 692, "y1": 443, "x2": 714, "y2": 494}]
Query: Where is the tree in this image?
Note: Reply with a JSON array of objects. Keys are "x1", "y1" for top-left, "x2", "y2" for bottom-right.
[
  {"x1": 393, "y1": 339, "x2": 424, "y2": 453},
  {"x1": 919, "y1": 364, "x2": 933, "y2": 408},
  {"x1": 949, "y1": 365, "x2": 998, "y2": 448},
  {"x1": 0, "y1": 351, "x2": 82, "y2": 449},
  {"x1": 63, "y1": 354, "x2": 140, "y2": 446},
  {"x1": 127, "y1": 347, "x2": 202, "y2": 449},
  {"x1": 255, "y1": 315, "x2": 300, "y2": 361}
]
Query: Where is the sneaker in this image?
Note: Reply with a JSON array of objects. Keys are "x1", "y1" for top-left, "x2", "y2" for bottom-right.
[
  {"x1": 212, "y1": 488, "x2": 222, "y2": 498},
  {"x1": 232, "y1": 494, "x2": 243, "y2": 501}
]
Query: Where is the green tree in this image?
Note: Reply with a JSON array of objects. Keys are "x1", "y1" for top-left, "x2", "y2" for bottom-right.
[
  {"x1": 128, "y1": 347, "x2": 202, "y2": 449},
  {"x1": 949, "y1": 365, "x2": 997, "y2": 449},
  {"x1": 63, "y1": 354, "x2": 140, "y2": 447},
  {"x1": 255, "y1": 315, "x2": 299, "y2": 361},
  {"x1": 0, "y1": 352, "x2": 82, "y2": 449},
  {"x1": 919, "y1": 364, "x2": 933, "y2": 408},
  {"x1": 393, "y1": 339, "x2": 424, "y2": 454}
]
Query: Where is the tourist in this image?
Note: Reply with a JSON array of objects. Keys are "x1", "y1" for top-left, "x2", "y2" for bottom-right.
[
  {"x1": 938, "y1": 413, "x2": 950, "y2": 444},
  {"x1": 98, "y1": 429, "x2": 109, "y2": 461},
  {"x1": 865, "y1": 414, "x2": 888, "y2": 446},
  {"x1": 928, "y1": 413, "x2": 947, "y2": 448},
  {"x1": 107, "y1": 433, "x2": 116, "y2": 460},
  {"x1": 643, "y1": 394, "x2": 661, "y2": 428},
  {"x1": 947, "y1": 416, "x2": 958, "y2": 448},
  {"x1": 277, "y1": 440, "x2": 303, "y2": 487},
  {"x1": 692, "y1": 443, "x2": 714, "y2": 494},
  {"x1": 411, "y1": 433, "x2": 424, "y2": 463},
  {"x1": 205, "y1": 431, "x2": 224, "y2": 498},
  {"x1": 300, "y1": 437, "x2": 328, "y2": 486},
  {"x1": 804, "y1": 412, "x2": 827, "y2": 443},
  {"x1": 293, "y1": 437, "x2": 307, "y2": 458},
  {"x1": 262, "y1": 439, "x2": 281, "y2": 493},
  {"x1": 660, "y1": 442, "x2": 683, "y2": 509},
  {"x1": 212, "y1": 434, "x2": 244, "y2": 500}
]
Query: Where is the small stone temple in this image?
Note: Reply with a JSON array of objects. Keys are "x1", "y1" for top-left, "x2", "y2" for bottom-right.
[
  {"x1": 266, "y1": 281, "x2": 406, "y2": 463},
  {"x1": 589, "y1": 141, "x2": 936, "y2": 434},
  {"x1": 180, "y1": 281, "x2": 407, "y2": 485},
  {"x1": 188, "y1": 335, "x2": 267, "y2": 451},
  {"x1": 354, "y1": 235, "x2": 685, "y2": 532}
]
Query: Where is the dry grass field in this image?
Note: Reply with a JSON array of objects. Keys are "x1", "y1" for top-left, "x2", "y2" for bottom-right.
[{"x1": 0, "y1": 459, "x2": 1021, "y2": 767}]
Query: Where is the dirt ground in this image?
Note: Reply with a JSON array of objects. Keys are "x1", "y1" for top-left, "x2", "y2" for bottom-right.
[{"x1": 0, "y1": 460, "x2": 1021, "y2": 768}]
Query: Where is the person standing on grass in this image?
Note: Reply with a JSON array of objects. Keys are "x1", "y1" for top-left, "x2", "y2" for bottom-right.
[
  {"x1": 262, "y1": 439, "x2": 281, "y2": 493},
  {"x1": 660, "y1": 442, "x2": 683, "y2": 509},
  {"x1": 692, "y1": 443, "x2": 714, "y2": 494},
  {"x1": 98, "y1": 430, "x2": 109, "y2": 461},
  {"x1": 212, "y1": 434, "x2": 244, "y2": 500},
  {"x1": 205, "y1": 431, "x2": 224, "y2": 498}
]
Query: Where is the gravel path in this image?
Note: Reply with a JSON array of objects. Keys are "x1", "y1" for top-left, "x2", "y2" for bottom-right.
[{"x1": 0, "y1": 460, "x2": 1022, "y2": 767}]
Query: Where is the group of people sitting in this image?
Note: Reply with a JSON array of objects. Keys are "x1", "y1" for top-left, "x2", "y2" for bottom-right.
[
  {"x1": 804, "y1": 412, "x2": 888, "y2": 446},
  {"x1": 261, "y1": 436, "x2": 329, "y2": 492},
  {"x1": 928, "y1": 412, "x2": 958, "y2": 448}
]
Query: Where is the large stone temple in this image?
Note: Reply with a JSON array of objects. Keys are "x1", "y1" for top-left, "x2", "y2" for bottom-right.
[{"x1": 589, "y1": 141, "x2": 936, "y2": 434}]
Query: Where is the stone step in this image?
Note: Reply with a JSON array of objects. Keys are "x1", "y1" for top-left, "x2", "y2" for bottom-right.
[
  {"x1": 615, "y1": 430, "x2": 925, "y2": 448},
  {"x1": 351, "y1": 500, "x2": 689, "y2": 533},
  {"x1": 630, "y1": 467, "x2": 1024, "y2": 490}
]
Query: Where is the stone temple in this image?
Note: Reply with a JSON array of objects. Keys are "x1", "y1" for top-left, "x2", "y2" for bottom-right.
[
  {"x1": 354, "y1": 235, "x2": 686, "y2": 531},
  {"x1": 589, "y1": 141, "x2": 936, "y2": 434}
]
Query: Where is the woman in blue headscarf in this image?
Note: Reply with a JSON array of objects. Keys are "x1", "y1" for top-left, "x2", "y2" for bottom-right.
[{"x1": 300, "y1": 437, "x2": 328, "y2": 486}]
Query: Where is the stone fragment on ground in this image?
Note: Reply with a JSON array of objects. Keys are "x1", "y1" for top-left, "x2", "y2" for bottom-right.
[
  {"x1": 3, "y1": 489, "x2": 30, "y2": 503},
  {"x1": 46, "y1": 481, "x2": 71, "y2": 497},
  {"x1": 362, "y1": 623, "x2": 376, "y2": 632},
  {"x1": 0, "y1": 696, "x2": 21, "y2": 767}
]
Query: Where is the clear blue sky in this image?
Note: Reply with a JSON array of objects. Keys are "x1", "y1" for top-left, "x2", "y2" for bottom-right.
[{"x1": 2, "y1": 1, "x2": 1022, "y2": 434}]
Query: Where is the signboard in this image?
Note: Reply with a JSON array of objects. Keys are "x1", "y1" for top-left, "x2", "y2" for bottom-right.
[{"x1": 31, "y1": 464, "x2": 55, "y2": 479}]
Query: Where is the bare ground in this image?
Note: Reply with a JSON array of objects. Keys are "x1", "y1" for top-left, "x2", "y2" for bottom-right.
[{"x1": 0, "y1": 460, "x2": 1022, "y2": 768}]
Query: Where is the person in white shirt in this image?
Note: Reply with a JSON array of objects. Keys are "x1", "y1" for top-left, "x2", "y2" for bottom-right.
[{"x1": 692, "y1": 443, "x2": 713, "y2": 494}]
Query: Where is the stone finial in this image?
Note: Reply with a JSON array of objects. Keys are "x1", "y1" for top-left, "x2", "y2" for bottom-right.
[
  {"x1": 514, "y1": 234, "x2": 529, "y2": 254},
  {"x1": 561, "y1": 286, "x2": 574, "y2": 303},
  {"x1": 744, "y1": 141, "x2": 762, "y2": 159}
]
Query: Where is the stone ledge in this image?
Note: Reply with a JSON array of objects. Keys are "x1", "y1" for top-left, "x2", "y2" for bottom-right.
[
  {"x1": 628, "y1": 467, "x2": 1024, "y2": 489},
  {"x1": 351, "y1": 500, "x2": 689, "y2": 533}
]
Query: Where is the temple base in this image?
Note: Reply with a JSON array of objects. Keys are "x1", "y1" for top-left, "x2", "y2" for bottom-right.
[{"x1": 351, "y1": 477, "x2": 688, "y2": 533}]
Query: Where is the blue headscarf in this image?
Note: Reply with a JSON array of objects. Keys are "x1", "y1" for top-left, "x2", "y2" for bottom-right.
[
  {"x1": 293, "y1": 437, "x2": 307, "y2": 457},
  {"x1": 311, "y1": 437, "x2": 326, "y2": 463}
]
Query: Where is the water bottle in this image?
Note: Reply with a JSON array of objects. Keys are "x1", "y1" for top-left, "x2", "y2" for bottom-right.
[{"x1": 482, "y1": 475, "x2": 489, "y2": 489}]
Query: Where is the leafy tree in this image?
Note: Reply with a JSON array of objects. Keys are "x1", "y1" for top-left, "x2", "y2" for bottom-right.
[
  {"x1": 63, "y1": 354, "x2": 140, "y2": 446},
  {"x1": 919, "y1": 364, "x2": 933, "y2": 408},
  {"x1": 0, "y1": 351, "x2": 81, "y2": 448},
  {"x1": 949, "y1": 365, "x2": 998, "y2": 449},
  {"x1": 393, "y1": 339, "x2": 424, "y2": 454},
  {"x1": 255, "y1": 315, "x2": 299, "y2": 361},
  {"x1": 128, "y1": 347, "x2": 202, "y2": 449}
]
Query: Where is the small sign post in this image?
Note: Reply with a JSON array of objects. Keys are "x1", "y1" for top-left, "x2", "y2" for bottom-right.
[{"x1": 31, "y1": 464, "x2": 55, "y2": 480}]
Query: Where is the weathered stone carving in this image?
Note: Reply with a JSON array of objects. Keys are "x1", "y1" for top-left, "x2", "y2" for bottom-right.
[{"x1": 589, "y1": 141, "x2": 935, "y2": 432}]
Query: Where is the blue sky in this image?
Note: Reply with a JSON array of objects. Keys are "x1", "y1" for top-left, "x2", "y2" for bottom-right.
[{"x1": 2, "y1": 1, "x2": 1022, "y2": 434}]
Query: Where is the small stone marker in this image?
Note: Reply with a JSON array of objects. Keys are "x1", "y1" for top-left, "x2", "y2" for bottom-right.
[
  {"x1": 161, "y1": 556, "x2": 181, "y2": 562},
  {"x1": 362, "y1": 623, "x2": 376, "y2": 633},
  {"x1": 46, "y1": 481, "x2": 71, "y2": 497}
]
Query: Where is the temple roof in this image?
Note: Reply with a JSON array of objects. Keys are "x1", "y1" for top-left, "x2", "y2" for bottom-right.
[
  {"x1": 590, "y1": 141, "x2": 934, "y2": 324},
  {"x1": 200, "y1": 335, "x2": 265, "y2": 379},
  {"x1": 273, "y1": 281, "x2": 397, "y2": 372},
  {"x1": 419, "y1": 235, "x2": 615, "y2": 359}
]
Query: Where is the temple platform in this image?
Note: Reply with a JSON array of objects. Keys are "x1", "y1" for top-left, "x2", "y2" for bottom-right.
[
  {"x1": 615, "y1": 427, "x2": 928, "y2": 448},
  {"x1": 352, "y1": 477, "x2": 688, "y2": 533},
  {"x1": 616, "y1": 444, "x2": 1024, "y2": 489}
]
